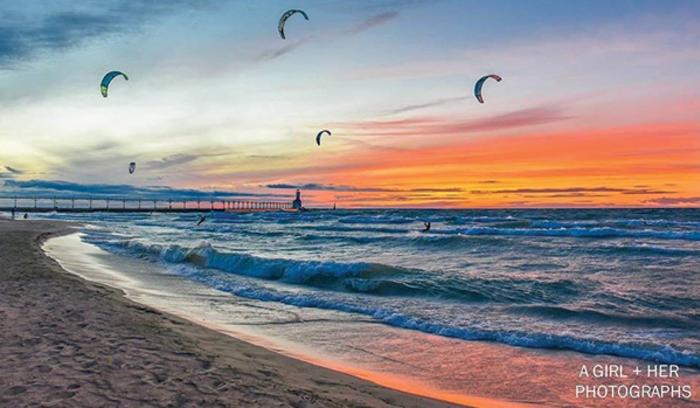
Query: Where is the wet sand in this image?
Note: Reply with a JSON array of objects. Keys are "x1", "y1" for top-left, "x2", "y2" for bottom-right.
[{"x1": 0, "y1": 218, "x2": 459, "y2": 407}]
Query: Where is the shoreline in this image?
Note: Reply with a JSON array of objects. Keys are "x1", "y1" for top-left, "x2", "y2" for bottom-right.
[{"x1": 0, "y1": 218, "x2": 460, "y2": 407}]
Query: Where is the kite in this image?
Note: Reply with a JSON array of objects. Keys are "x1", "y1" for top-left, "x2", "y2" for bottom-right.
[
  {"x1": 316, "y1": 129, "x2": 331, "y2": 146},
  {"x1": 474, "y1": 74, "x2": 502, "y2": 103},
  {"x1": 101, "y1": 71, "x2": 128, "y2": 97},
  {"x1": 278, "y1": 9, "x2": 309, "y2": 40}
]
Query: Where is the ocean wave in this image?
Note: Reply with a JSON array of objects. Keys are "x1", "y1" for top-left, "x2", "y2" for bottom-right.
[
  {"x1": 592, "y1": 244, "x2": 700, "y2": 257},
  {"x1": 296, "y1": 234, "x2": 387, "y2": 245},
  {"x1": 526, "y1": 218, "x2": 700, "y2": 231},
  {"x1": 337, "y1": 215, "x2": 415, "y2": 225},
  {"x1": 296, "y1": 232, "x2": 509, "y2": 249},
  {"x1": 405, "y1": 234, "x2": 511, "y2": 249},
  {"x1": 527, "y1": 220, "x2": 596, "y2": 229},
  {"x1": 107, "y1": 240, "x2": 410, "y2": 284},
  {"x1": 89, "y1": 238, "x2": 587, "y2": 304},
  {"x1": 304, "y1": 225, "x2": 410, "y2": 234},
  {"x1": 506, "y1": 305, "x2": 700, "y2": 330},
  {"x1": 165, "y1": 263, "x2": 700, "y2": 368},
  {"x1": 611, "y1": 218, "x2": 700, "y2": 229},
  {"x1": 486, "y1": 220, "x2": 531, "y2": 228},
  {"x1": 457, "y1": 226, "x2": 700, "y2": 241},
  {"x1": 282, "y1": 222, "x2": 700, "y2": 243},
  {"x1": 444, "y1": 215, "x2": 520, "y2": 225}
]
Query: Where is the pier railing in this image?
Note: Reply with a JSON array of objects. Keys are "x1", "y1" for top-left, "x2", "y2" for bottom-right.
[{"x1": 0, "y1": 196, "x2": 292, "y2": 213}]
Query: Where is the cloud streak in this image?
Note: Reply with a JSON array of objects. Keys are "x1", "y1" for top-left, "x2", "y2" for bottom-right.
[
  {"x1": 643, "y1": 196, "x2": 700, "y2": 206},
  {"x1": 254, "y1": 38, "x2": 310, "y2": 62},
  {"x1": 343, "y1": 11, "x2": 399, "y2": 35},
  {"x1": 144, "y1": 152, "x2": 227, "y2": 170},
  {"x1": 266, "y1": 183, "x2": 394, "y2": 192},
  {"x1": 470, "y1": 187, "x2": 675, "y2": 195},
  {"x1": 4, "y1": 166, "x2": 23, "y2": 174},
  {"x1": 386, "y1": 96, "x2": 467, "y2": 115},
  {"x1": 342, "y1": 106, "x2": 571, "y2": 137},
  {"x1": 265, "y1": 183, "x2": 463, "y2": 193}
]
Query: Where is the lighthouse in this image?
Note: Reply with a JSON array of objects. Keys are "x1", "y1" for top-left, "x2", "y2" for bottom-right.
[{"x1": 291, "y1": 189, "x2": 303, "y2": 210}]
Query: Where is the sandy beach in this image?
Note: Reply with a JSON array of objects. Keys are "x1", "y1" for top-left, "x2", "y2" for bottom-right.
[{"x1": 0, "y1": 218, "x2": 458, "y2": 408}]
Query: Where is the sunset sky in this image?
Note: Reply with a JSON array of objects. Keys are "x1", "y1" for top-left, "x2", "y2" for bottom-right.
[{"x1": 1, "y1": 0, "x2": 699, "y2": 207}]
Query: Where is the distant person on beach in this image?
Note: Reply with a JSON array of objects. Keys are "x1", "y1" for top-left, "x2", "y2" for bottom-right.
[
  {"x1": 23, "y1": 213, "x2": 28, "y2": 220},
  {"x1": 197, "y1": 215, "x2": 207, "y2": 226},
  {"x1": 423, "y1": 222, "x2": 431, "y2": 232},
  {"x1": 11, "y1": 208, "x2": 16, "y2": 219}
]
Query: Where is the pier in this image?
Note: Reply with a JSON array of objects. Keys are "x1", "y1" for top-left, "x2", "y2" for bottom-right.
[{"x1": 0, "y1": 196, "x2": 292, "y2": 213}]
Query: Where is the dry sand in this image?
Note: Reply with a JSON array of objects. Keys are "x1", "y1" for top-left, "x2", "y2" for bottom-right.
[{"x1": 0, "y1": 218, "x2": 459, "y2": 408}]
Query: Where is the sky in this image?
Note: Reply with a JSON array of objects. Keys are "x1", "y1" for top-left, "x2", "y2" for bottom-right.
[{"x1": 1, "y1": 0, "x2": 699, "y2": 208}]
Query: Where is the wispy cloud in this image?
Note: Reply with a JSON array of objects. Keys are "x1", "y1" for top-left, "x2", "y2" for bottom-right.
[
  {"x1": 4, "y1": 166, "x2": 23, "y2": 174},
  {"x1": 519, "y1": 193, "x2": 610, "y2": 199},
  {"x1": 342, "y1": 106, "x2": 571, "y2": 137},
  {"x1": 145, "y1": 153, "x2": 199, "y2": 170},
  {"x1": 266, "y1": 183, "x2": 394, "y2": 192},
  {"x1": 343, "y1": 11, "x2": 399, "y2": 35},
  {"x1": 643, "y1": 196, "x2": 700, "y2": 206},
  {"x1": 0, "y1": 165, "x2": 23, "y2": 179},
  {"x1": 409, "y1": 187, "x2": 463, "y2": 193},
  {"x1": 386, "y1": 96, "x2": 467, "y2": 115},
  {"x1": 470, "y1": 187, "x2": 675, "y2": 195},
  {"x1": 265, "y1": 182, "x2": 463, "y2": 193},
  {"x1": 144, "y1": 152, "x2": 226, "y2": 170},
  {"x1": 621, "y1": 188, "x2": 677, "y2": 195},
  {"x1": 246, "y1": 154, "x2": 290, "y2": 160},
  {"x1": 254, "y1": 38, "x2": 310, "y2": 62}
]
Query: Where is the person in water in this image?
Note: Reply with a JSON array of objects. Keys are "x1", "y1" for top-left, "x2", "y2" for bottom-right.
[
  {"x1": 423, "y1": 221, "x2": 431, "y2": 232},
  {"x1": 23, "y1": 213, "x2": 28, "y2": 220},
  {"x1": 197, "y1": 215, "x2": 207, "y2": 226}
]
